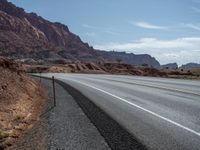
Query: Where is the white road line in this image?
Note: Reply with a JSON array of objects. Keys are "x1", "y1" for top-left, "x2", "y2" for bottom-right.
[
  {"x1": 70, "y1": 76, "x2": 200, "y2": 96},
  {"x1": 62, "y1": 78, "x2": 200, "y2": 137}
]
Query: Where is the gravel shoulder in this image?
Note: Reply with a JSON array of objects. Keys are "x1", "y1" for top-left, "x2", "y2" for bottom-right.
[
  {"x1": 12, "y1": 77, "x2": 110, "y2": 150},
  {"x1": 43, "y1": 77, "x2": 110, "y2": 150},
  {"x1": 12, "y1": 75, "x2": 148, "y2": 150}
]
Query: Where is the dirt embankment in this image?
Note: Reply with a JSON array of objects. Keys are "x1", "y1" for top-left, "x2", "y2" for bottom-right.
[
  {"x1": 25, "y1": 62, "x2": 168, "y2": 77},
  {"x1": 25, "y1": 62, "x2": 200, "y2": 80},
  {"x1": 0, "y1": 57, "x2": 47, "y2": 149}
]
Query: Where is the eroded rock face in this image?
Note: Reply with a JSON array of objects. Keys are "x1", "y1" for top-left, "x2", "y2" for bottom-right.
[
  {"x1": 0, "y1": 0, "x2": 161, "y2": 67},
  {"x1": 0, "y1": 0, "x2": 96, "y2": 59},
  {"x1": 0, "y1": 11, "x2": 49, "y2": 55}
]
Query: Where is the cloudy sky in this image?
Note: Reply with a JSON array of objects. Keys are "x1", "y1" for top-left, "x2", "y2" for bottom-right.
[{"x1": 9, "y1": 0, "x2": 200, "y2": 65}]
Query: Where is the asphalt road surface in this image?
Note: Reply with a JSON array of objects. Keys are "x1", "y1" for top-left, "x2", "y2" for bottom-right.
[{"x1": 40, "y1": 73, "x2": 200, "y2": 150}]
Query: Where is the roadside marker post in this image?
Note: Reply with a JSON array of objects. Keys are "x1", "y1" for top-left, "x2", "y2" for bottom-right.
[
  {"x1": 40, "y1": 75, "x2": 56, "y2": 117},
  {"x1": 39, "y1": 71, "x2": 42, "y2": 83},
  {"x1": 52, "y1": 76, "x2": 56, "y2": 107}
]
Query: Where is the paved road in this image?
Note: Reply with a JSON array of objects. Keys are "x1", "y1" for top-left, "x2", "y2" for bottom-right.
[{"x1": 40, "y1": 73, "x2": 200, "y2": 150}]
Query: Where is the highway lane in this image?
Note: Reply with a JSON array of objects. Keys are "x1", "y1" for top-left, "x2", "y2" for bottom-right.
[{"x1": 40, "y1": 73, "x2": 200, "y2": 150}]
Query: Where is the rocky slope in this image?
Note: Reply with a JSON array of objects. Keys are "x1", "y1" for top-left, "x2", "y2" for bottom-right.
[
  {"x1": 0, "y1": 57, "x2": 47, "y2": 149},
  {"x1": 0, "y1": 0, "x2": 99, "y2": 61},
  {"x1": 0, "y1": 0, "x2": 160, "y2": 67}
]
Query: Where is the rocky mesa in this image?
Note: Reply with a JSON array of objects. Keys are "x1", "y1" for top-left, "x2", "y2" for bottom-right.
[{"x1": 0, "y1": 0, "x2": 160, "y2": 67}]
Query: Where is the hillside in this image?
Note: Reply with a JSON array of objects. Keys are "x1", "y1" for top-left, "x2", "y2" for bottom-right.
[
  {"x1": 0, "y1": 0, "x2": 160, "y2": 67},
  {"x1": 0, "y1": 0, "x2": 99, "y2": 62},
  {"x1": 0, "y1": 57, "x2": 47, "y2": 149}
]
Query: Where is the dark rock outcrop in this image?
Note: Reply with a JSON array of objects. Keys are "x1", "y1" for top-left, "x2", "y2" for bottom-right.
[
  {"x1": 99, "y1": 51, "x2": 160, "y2": 68},
  {"x1": 162, "y1": 63, "x2": 178, "y2": 69}
]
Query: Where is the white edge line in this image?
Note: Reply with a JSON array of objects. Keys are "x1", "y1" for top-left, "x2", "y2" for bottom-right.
[{"x1": 63, "y1": 78, "x2": 200, "y2": 137}]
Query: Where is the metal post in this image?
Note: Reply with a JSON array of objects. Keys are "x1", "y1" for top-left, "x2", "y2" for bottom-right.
[
  {"x1": 39, "y1": 72, "x2": 42, "y2": 83},
  {"x1": 52, "y1": 76, "x2": 56, "y2": 107}
]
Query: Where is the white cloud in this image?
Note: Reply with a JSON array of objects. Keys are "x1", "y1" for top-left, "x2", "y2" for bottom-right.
[
  {"x1": 133, "y1": 22, "x2": 167, "y2": 30},
  {"x1": 185, "y1": 24, "x2": 200, "y2": 31},
  {"x1": 94, "y1": 37, "x2": 200, "y2": 65},
  {"x1": 95, "y1": 37, "x2": 200, "y2": 50}
]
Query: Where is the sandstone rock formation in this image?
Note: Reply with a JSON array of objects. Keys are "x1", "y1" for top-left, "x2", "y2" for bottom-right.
[{"x1": 0, "y1": 0, "x2": 161, "y2": 67}]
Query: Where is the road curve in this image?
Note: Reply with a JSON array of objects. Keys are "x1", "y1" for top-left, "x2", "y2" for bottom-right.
[{"x1": 40, "y1": 73, "x2": 200, "y2": 150}]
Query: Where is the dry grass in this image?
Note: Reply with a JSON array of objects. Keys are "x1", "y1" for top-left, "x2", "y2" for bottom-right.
[
  {"x1": 0, "y1": 58, "x2": 47, "y2": 149},
  {"x1": 0, "y1": 130, "x2": 9, "y2": 139}
]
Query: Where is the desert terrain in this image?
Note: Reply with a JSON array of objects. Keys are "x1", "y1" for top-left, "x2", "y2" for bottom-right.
[{"x1": 0, "y1": 57, "x2": 47, "y2": 149}]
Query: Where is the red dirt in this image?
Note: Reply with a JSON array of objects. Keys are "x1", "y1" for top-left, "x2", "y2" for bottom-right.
[
  {"x1": 0, "y1": 57, "x2": 47, "y2": 149},
  {"x1": 25, "y1": 62, "x2": 168, "y2": 77}
]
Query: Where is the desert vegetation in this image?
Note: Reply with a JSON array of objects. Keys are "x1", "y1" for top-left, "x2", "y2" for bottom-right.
[{"x1": 0, "y1": 57, "x2": 47, "y2": 149}]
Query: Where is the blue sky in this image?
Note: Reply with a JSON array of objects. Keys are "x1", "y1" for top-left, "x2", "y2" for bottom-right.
[{"x1": 8, "y1": 0, "x2": 200, "y2": 65}]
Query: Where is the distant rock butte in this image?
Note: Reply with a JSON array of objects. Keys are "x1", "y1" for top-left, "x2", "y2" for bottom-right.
[
  {"x1": 161, "y1": 63, "x2": 178, "y2": 69},
  {"x1": 0, "y1": 0, "x2": 160, "y2": 67},
  {"x1": 98, "y1": 51, "x2": 160, "y2": 68},
  {"x1": 181, "y1": 63, "x2": 200, "y2": 69}
]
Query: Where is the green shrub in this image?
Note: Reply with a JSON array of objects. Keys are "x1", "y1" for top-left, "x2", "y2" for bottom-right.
[
  {"x1": 0, "y1": 130, "x2": 9, "y2": 139},
  {"x1": 141, "y1": 63, "x2": 149, "y2": 67},
  {"x1": 15, "y1": 114, "x2": 24, "y2": 121}
]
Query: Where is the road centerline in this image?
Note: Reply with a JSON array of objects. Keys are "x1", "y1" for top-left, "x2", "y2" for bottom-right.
[
  {"x1": 75, "y1": 76, "x2": 200, "y2": 96},
  {"x1": 62, "y1": 78, "x2": 200, "y2": 138}
]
